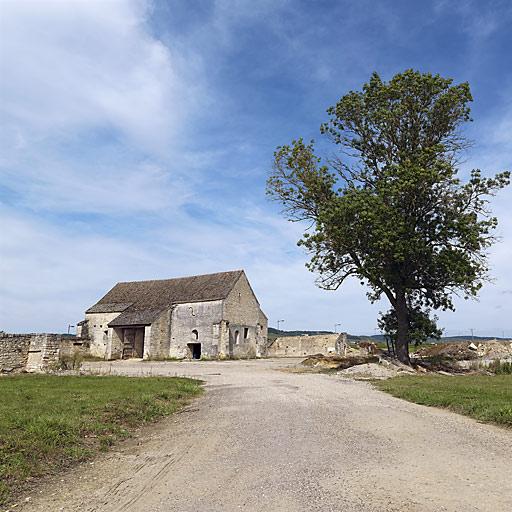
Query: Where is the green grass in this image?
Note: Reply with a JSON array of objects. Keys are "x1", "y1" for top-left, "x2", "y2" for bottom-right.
[
  {"x1": 0, "y1": 374, "x2": 202, "y2": 506},
  {"x1": 375, "y1": 374, "x2": 512, "y2": 428}
]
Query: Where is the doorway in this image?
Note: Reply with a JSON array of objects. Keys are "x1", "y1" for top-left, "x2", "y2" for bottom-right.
[
  {"x1": 187, "y1": 343, "x2": 201, "y2": 359},
  {"x1": 122, "y1": 328, "x2": 144, "y2": 358}
]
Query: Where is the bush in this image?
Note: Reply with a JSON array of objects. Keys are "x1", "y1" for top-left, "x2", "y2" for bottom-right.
[
  {"x1": 488, "y1": 360, "x2": 512, "y2": 374},
  {"x1": 58, "y1": 349, "x2": 83, "y2": 371}
]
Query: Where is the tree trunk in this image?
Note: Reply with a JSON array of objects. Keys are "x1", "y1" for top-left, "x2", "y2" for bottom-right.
[{"x1": 394, "y1": 291, "x2": 410, "y2": 364}]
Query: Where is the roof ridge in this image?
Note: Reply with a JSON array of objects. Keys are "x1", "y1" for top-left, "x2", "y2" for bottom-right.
[{"x1": 115, "y1": 269, "x2": 244, "y2": 285}]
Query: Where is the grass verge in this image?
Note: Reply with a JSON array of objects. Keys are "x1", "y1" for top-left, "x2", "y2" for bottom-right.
[
  {"x1": 0, "y1": 374, "x2": 202, "y2": 506},
  {"x1": 375, "y1": 374, "x2": 512, "y2": 428}
]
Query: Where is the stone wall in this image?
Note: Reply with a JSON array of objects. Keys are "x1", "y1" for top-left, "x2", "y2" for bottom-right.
[
  {"x1": 223, "y1": 273, "x2": 268, "y2": 357},
  {"x1": 268, "y1": 333, "x2": 348, "y2": 357},
  {"x1": 0, "y1": 333, "x2": 88, "y2": 373},
  {"x1": 0, "y1": 334, "x2": 31, "y2": 373},
  {"x1": 169, "y1": 301, "x2": 223, "y2": 358},
  {"x1": 148, "y1": 309, "x2": 172, "y2": 358},
  {"x1": 84, "y1": 312, "x2": 122, "y2": 358}
]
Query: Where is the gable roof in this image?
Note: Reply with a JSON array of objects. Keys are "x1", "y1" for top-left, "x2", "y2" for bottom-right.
[{"x1": 86, "y1": 270, "x2": 244, "y2": 326}]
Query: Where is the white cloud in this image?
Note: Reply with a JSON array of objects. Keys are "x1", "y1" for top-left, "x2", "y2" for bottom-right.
[
  {"x1": 0, "y1": 208, "x2": 155, "y2": 332},
  {"x1": 0, "y1": 0, "x2": 208, "y2": 216},
  {"x1": 0, "y1": 0, "x2": 194, "y2": 151}
]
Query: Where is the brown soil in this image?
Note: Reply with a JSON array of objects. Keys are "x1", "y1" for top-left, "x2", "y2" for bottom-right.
[{"x1": 301, "y1": 354, "x2": 380, "y2": 370}]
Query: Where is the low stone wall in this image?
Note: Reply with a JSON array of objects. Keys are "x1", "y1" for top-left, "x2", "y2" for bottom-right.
[
  {"x1": 0, "y1": 334, "x2": 32, "y2": 373},
  {"x1": 0, "y1": 333, "x2": 88, "y2": 373},
  {"x1": 268, "y1": 333, "x2": 348, "y2": 357}
]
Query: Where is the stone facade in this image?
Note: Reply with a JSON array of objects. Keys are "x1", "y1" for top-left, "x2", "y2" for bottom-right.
[
  {"x1": 169, "y1": 300, "x2": 223, "y2": 358},
  {"x1": 0, "y1": 333, "x2": 88, "y2": 373},
  {"x1": 80, "y1": 312, "x2": 119, "y2": 358},
  {"x1": 79, "y1": 270, "x2": 268, "y2": 360},
  {"x1": 223, "y1": 272, "x2": 267, "y2": 358},
  {"x1": 267, "y1": 333, "x2": 348, "y2": 357}
]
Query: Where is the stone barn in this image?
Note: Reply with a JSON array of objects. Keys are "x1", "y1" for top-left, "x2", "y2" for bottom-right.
[{"x1": 78, "y1": 270, "x2": 268, "y2": 360}]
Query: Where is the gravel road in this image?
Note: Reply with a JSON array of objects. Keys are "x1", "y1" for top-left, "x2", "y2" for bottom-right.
[{"x1": 20, "y1": 359, "x2": 512, "y2": 512}]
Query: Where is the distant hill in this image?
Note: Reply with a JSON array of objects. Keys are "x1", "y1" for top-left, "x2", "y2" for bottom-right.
[{"x1": 268, "y1": 327, "x2": 509, "y2": 344}]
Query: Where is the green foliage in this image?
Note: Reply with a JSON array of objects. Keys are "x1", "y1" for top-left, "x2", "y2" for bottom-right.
[
  {"x1": 267, "y1": 69, "x2": 510, "y2": 362},
  {"x1": 0, "y1": 375, "x2": 202, "y2": 506},
  {"x1": 378, "y1": 306, "x2": 443, "y2": 347},
  {"x1": 375, "y1": 374, "x2": 512, "y2": 427}
]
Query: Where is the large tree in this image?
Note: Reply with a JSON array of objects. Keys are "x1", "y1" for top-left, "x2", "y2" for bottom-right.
[{"x1": 267, "y1": 70, "x2": 509, "y2": 364}]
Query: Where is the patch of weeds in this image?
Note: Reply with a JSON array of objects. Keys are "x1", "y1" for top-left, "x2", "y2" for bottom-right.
[
  {"x1": 0, "y1": 374, "x2": 202, "y2": 506},
  {"x1": 56, "y1": 349, "x2": 84, "y2": 370},
  {"x1": 487, "y1": 360, "x2": 512, "y2": 374}
]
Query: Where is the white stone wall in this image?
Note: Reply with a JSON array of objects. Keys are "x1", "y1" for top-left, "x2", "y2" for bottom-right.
[
  {"x1": 268, "y1": 333, "x2": 347, "y2": 357},
  {"x1": 169, "y1": 301, "x2": 223, "y2": 358},
  {"x1": 223, "y1": 273, "x2": 268, "y2": 357},
  {"x1": 84, "y1": 312, "x2": 121, "y2": 358}
]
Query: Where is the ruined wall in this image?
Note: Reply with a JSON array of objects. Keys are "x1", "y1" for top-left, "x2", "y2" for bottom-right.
[
  {"x1": 223, "y1": 273, "x2": 268, "y2": 358},
  {"x1": 0, "y1": 333, "x2": 87, "y2": 373},
  {"x1": 169, "y1": 301, "x2": 223, "y2": 358},
  {"x1": 268, "y1": 333, "x2": 348, "y2": 357}
]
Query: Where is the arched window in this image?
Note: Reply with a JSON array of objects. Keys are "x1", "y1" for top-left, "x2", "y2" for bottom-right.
[
  {"x1": 234, "y1": 330, "x2": 240, "y2": 344},
  {"x1": 192, "y1": 329, "x2": 198, "y2": 340}
]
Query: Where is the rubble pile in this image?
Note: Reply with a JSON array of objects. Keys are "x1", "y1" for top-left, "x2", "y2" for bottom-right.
[
  {"x1": 299, "y1": 340, "x2": 512, "y2": 379},
  {"x1": 338, "y1": 361, "x2": 416, "y2": 380},
  {"x1": 300, "y1": 353, "x2": 416, "y2": 379},
  {"x1": 414, "y1": 340, "x2": 512, "y2": 362}
]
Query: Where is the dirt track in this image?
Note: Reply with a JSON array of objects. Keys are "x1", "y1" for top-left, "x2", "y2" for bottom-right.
[{"x1": 20, "y1": 359, "x2": 512, "y2": 512}]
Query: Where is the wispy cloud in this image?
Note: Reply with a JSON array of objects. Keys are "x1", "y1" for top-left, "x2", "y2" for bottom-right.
[{"x1": 0, "y1": 0, "x2": 196, "y2": 150}]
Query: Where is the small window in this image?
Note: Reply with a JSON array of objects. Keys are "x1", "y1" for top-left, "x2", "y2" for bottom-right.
[
  {"x1": 234, "y1": 330, "x2": 240, "y2": 344},
  {"x1": 192, "y1": 329, "x2": 198, "y2": 340},
  {"x1": 244, "y1": 327, "x2": 249, "y2": 339}
]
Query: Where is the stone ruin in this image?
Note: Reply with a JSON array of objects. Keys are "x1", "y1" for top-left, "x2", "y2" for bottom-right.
[
  {"x1": 267, "y1": 333, "x2": 348, "y2": 357},
  {"x1": 0, "y1": 332, "x2": 88, "y2": 374}
]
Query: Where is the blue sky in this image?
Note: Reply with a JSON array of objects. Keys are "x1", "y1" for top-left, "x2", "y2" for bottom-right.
[{"x1": 0, "y1": 0, "x2": 511, "y2": 336}]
